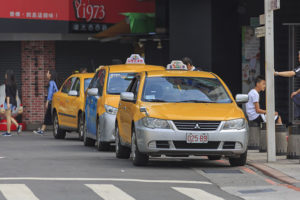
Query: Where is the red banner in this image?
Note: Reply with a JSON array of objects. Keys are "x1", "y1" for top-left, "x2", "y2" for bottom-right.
[{"x1": 0, "y1": 0, "x2": 155, "y2": 23}]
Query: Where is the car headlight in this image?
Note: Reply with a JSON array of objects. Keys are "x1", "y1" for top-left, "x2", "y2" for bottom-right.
[
  {"x1": 223, "y1": 119, "x2": 246, "y2": 130},
  {"x1": 104, "y1": 105, "x2": 118, "y2": 115},
  {"x1": 142, "y1": 117, "x2": 170, "y2": 129}
]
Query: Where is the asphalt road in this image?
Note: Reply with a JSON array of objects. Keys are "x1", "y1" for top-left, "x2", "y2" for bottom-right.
[{"x1": 0, "y1": 132, "x2": 299, "y2": 200}]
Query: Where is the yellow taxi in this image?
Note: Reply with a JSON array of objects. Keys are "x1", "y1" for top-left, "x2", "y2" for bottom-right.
[
  {"x1": 84, "y1": 55, "x2": 165, "y2": 151},
  {"x1": 115, "y1": 61, "x2": 249, "y2": 166},
  {"x1": 52, "y1": 73, "x2": 94, "y2": 140}
]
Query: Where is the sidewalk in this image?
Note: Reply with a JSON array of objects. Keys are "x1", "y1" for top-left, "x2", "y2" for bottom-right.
[{"x1": 247, "y1": 150, "x2": 300, "y2": 187}]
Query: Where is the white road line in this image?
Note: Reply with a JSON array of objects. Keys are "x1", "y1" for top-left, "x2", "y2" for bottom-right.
[
  {"x1": 173, "y1": 187, "x2": 224, "y2": 200},
  {"x1": 0, "y1": 177, "x2": 211, "y2": 184},
  {"x1": 0, "y1": 157, "x2": 5, "y2": 159},
  {"x1": 86, "y1": 184, "x2": 135, "y2": 200},
  {"x1": 0, "y1": 184, "x2": 39, "y2": 200}
]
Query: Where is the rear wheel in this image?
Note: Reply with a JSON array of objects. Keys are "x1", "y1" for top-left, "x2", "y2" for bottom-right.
[
  {"x1": 83, "y1": 119, "x2": 95, "y2": 147},
  {"x1": 229, "y1": 151, "x2": 247, "y2": 167},
  {"x1": 78, "y1": 114, "x2": 84, "y2": 141},
  {"x1": 96, "y1": 118, "x2": 110, "y2": 151},
  {"x1": 131, "y1": 128, "x2": 148, "y2": 166},
  {"x1": 115, "y1": 123, "x2": 130, "y2": 159},
  {"x1": 53, "y1": 113, "x2": 66, "y2": 139},
  {"x1": 208, "y1": 155, "x2": 222, "y2": 160}
]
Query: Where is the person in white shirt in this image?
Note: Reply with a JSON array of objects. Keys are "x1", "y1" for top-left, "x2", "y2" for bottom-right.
[{"x1": 246, "y1": 76, "x2": 282, "y2": 124}]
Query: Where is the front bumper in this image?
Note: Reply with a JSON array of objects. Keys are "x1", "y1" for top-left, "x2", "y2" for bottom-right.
[
  {"x1": 99, "y1": 112, "x2": 116, "y2": 143},
  {"x1": 134, "y1": 120, "x2": 248, "y2": 157}
]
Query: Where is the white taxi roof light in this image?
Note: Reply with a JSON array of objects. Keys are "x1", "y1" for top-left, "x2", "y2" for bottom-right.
[
  {"x1": 167, "y1": 60, "x2": 188, "y2": 70},
  {"x1": 126, "y1": 54, "x2": 145, "y2": 64}
]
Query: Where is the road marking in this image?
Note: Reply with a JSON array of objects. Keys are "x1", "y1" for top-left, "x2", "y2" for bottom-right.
[
  {"x1": 86, "y1": 184, "x2": 135, "y2": 200},
  {"x1": 0, "y1": 184, "x2": 39, "y2": 200},
  {"x1": 173, "y1": 187, "x2": 224, "y2": 200},
  {"x1": 0, "y1": 177, "x2": 211, "y2": 184},
  {"x1": 0, "y1": 157, "x2": 5, "y2": 159}
]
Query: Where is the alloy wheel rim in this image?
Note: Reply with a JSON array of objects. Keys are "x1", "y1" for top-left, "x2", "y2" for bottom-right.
[
  {"x1": 115, "y1": 127, "x2": 119, "y2": 153},
  {"x1": 54, "y1": 116, "x2": 58, "y2": 135},
  {"x1": 131, "y1": 133, "x2": 136, "y2": 159},
  {"x1": 80, "y1": 118, "x2": 84, "y2": 137}
]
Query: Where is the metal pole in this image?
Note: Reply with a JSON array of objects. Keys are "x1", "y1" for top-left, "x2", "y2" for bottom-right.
[{"x1": 264, "y1": 0, "x2": 276, "y2": 162}]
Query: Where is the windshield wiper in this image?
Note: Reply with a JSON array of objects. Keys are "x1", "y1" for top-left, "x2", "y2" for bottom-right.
[
  {"x1": 178, "y1": 100, "x2": 215, "y2": 103},
  {"x1": 145, "y1": 99, "x2": 168, "y2": 102}
]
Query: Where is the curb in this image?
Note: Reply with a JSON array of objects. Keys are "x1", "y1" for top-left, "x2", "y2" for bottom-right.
[{"x1": 248, "y1": 161, "x2": 300, "y2": 186}]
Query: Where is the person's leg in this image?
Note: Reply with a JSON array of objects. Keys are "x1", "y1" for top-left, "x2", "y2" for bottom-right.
[
  {"x1": 275, "y1": 115, "x2": 283, "y2": 125},
  {"x1": 41, "y1": 124, "x2": 46, "y2": 131},
  {"x1": 5, "y1": 109, "x2": 11, "y2": 133},
  {"x1": 11, "y1": 117, "x2": 19, "y2": 127}
]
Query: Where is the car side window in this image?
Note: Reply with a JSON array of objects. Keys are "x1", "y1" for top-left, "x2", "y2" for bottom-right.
[
  {"x1": 61, "y1": 77, "x2": 76, "y2": 94},
  {"x1": 89, "y1": 71, "x2": 100, "y2": 89},
  {"x1": 96, "y1": 70, "x2": 106, "y2": 96},
  {"x1": 71, "y1": 78, "x2": 80, "y2": 95},
  {"x1": 131, "y1": 78, "x2": 140, "y2": 98},
  {"x1": 126, "y1": 78, "x2": 137, "y2": 92}
]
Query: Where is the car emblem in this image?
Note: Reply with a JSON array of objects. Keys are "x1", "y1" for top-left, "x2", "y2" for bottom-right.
[{"x1": 194, "y1": 123, "x2": 201, "y2": 129}]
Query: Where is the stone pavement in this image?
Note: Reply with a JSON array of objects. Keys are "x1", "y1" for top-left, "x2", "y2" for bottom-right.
[{"x1": 247, "y1": 150, "x2": 300, "y2": 188}]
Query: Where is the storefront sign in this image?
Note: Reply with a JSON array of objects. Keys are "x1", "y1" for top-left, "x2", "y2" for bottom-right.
[
  {"x1": 255, "y1": 26, "x2": 265, "y2": 38},
  {"x1": 74, "y1": 0, "x2": 105, "y2": 22}
]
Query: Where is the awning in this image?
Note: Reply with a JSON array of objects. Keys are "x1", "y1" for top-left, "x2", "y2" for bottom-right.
[
  {"x1": 93, "y1": 19, "x2": 131, "y2": 38},
  {"x1": 93, "y1": 13, "x2": 155, "y2": 39}
]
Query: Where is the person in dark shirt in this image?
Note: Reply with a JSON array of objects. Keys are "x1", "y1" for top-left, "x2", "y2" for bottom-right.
[
  {"x1": 182, "y1": 57, "x2": 202, "y2": 71},
  {"x1": 2, "y1": 70, "x2": 22, "y2": 136},
  {"x1": 34, "y1": 69, "x2": 58, "y2": 135},
  {"x1": 275, "y1": 51, "x2": 300, "y2": 120}
]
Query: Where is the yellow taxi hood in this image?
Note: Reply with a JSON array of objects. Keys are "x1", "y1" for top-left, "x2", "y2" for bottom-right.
[
  {"x1": 105, "y1": 94, "x2": 120, "y2": 108},
  {"x1": 141, "y1": 102, "x2": 245, "y2": 121}
]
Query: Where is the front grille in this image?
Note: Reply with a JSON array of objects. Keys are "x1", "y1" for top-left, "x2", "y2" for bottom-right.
[
  {"x1": 173, "y1": 141, "x2": 220, "y2": 149},
  {"x1": 223, "y1": 142, "x2": 236, "y2": 149},
  {"x1": 173, "y1": 120, "x2": 221, "y2": 131},
  {"x1": 156, "y1": 141, "x2": 170, "y2": 149}
]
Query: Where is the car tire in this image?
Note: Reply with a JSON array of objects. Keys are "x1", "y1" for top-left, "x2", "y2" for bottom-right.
[
  {"x1": 131, "y1": 127, "x2": 149, "y2": 166},
  {"x1": 96, "y1": 118, "x2": 110, "y2": 151},
  {"x1": 208, "y1": 155, "x2": 222, "y2": 160},
  {"x1": 229, "y1": 151, "x2": 247, "y2": 167},
  {"x1": 78, "y1": 114, "x2": 84, "y2": 141},
  {"x1": 83, "y1": 119, "x2": 95, "y2": 147},
  {"x1": 115, "y1": 123, "x2": 130, "y2": 159},
  {"x1": 53, "y1": 113, "x2": 66, "y2": 139}
]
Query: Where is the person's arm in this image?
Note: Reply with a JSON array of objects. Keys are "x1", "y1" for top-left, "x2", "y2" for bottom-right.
[
  {"x1": 46, "y1": 82, "x2": 54, "y2": 109},
  {"x1": 275, "y1": 71, "x2": 296, "y2": 77},
  {"x1": 291, "y1": 88, "x2": 300, "y2": 98},
  {"x1": 254, "y1": 102, "x2": 266, "y2": 114},
  {"x1": 5, "y1": 86, "x2": 11, "y2": 109}
]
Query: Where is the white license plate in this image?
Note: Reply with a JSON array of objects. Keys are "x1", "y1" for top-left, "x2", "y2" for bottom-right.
[{"x1": 186, "y1": 133, "x2": 208, "y2": 143}]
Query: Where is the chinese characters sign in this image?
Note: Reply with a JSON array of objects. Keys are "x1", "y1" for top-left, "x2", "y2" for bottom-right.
[{"x1": 74, "y1": 0, "x2": 105, "y2": 22}]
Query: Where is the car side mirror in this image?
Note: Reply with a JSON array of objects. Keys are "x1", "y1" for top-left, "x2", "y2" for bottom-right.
[
  {"x1": 235, "y1": 94, "x2": 249, "y2": 104},
  {"x1": 120, "y1": 92, "x2": 135, "y2": 102},
  {"x1": 87, "y1": 88, "x2": 98, "y2": 96},
  {"x1": 68, "y1": 90, "x2": 78, "y2": 97}
]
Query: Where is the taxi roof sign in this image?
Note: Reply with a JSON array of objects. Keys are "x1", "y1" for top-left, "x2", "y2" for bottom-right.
[
  {"x1": 167, "y1": 60, "x2": 188, "y2": 70},
  {"x1": 126, "y1": 54, "x2": 145, "y2": 64}
]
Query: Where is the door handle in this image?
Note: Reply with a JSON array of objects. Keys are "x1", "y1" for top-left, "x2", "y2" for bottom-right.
[{"x1": 123, "y1": 106, "x2": 126, "y2": 110}]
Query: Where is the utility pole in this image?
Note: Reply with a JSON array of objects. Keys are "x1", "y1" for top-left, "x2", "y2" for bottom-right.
[{"x1": 264, "y1": 0, "x2": 279, "y2": 162}]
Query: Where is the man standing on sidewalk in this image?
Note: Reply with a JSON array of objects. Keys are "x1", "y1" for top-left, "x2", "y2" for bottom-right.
[{"x1": 275, "y1": 51, "x2": 300, "y2": 120}]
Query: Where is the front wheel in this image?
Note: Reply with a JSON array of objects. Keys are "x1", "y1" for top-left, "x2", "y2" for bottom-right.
[
  {"x1": 131, "y1": 128, "x2": 148, "y2": 166},
  {"x1": 83, "y1": 119, "x2": 95, "y2": 147},
  {"x1": 115, "y1": 124, "x2": 130, "y2": 159},
  {"x1": 96, "y1": 118, "x2": 110, "y2": 151},
  {"x1": 78, "y1": 114, "x2": 84, "y2": 141},
  {"x1": 229, "y1": 151, "x2": 247, "y2": 167},
  {"x1": 53, "y1": 113, "x2": 66, "y2": 139}
]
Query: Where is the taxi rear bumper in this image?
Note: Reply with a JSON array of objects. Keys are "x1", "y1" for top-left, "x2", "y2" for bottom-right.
[
  {"x1": 99, "y1": 113, "x2": 116, "y2": 143},
  {"x1": 134, "y1": 120, "x2": 248, "y2": 157}
]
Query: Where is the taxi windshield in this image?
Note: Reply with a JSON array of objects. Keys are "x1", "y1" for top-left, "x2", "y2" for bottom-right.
[
  {"x1": 107, "y1": 73, "x2": 136, "y2": 95},
  {"x1": 142, "y1": 77, "x2": 232, "y2": 103},
  {"x1": 84, "y1": 78, "x2": 92, "y2": 92}
]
